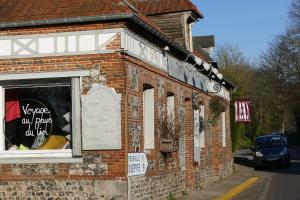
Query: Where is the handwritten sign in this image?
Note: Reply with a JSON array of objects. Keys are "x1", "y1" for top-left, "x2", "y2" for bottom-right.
[
  {"x1": 20, "y1": 99, "x2": 53, "y2": 149},
  {"x1": 82, "y1": 84, "x2": 121, "y2": 150},
  {"x1": 128, "y1": 153, "x2": 148, "y2": 176}
]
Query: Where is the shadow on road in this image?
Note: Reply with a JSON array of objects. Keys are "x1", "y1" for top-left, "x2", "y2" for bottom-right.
[
  {"x1": 234, "y1": 146, "x2": 300, "y2": 175},
  {"x1": 234, "y1": 156, "x2": 254, "y2": 168},
  {"x1": 258, "y1": 162, "x2": 300, "y2": 175}
]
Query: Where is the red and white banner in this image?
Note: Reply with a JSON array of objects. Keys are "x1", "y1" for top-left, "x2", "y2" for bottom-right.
[{"x1": 234, "y1": 99, "x2": 251, "y2": 123}]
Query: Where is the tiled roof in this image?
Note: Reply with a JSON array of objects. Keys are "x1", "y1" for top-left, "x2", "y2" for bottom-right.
[
  {"x1": 0, "y1": 0, "x2": 134, "y2": 23},
  {"x1": 0, "y1": 0, "x2": 165, "y2": 37},
  {"x1": 130, "y1": 0, "x2": 203, "y2": 18}
]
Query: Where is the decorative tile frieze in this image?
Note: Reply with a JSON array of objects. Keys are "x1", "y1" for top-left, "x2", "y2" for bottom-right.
[{"x1": 0, "y1": 29, "x2": 120, "y2": 58}]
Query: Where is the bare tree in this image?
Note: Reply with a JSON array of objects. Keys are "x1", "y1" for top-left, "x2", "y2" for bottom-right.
[
  {"x1": 259, "y1": 0, "x2": 300, "y2": 134},
  {"x1": 290, "y1": 0, "x2": 300, "y2": 27},
  {"x1": 214, "y1": 43, "x2": 259, "y2": 148}
]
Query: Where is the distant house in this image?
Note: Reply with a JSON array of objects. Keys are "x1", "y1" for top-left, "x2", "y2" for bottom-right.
[
  {"x1": 193, "y1": 35, "x2": 215, "y2": 56},
  {"x1": 0, "y1": 0, "x2": 234, "y2": 199}
]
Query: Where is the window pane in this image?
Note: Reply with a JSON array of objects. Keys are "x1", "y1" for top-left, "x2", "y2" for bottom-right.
[{"x1": 5, "y1": 86, "x2": 71, "y2": 150}]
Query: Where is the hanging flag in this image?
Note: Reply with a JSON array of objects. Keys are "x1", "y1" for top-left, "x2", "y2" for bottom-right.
[{"x1": 234, "y1": 99, "x2": 251, "y2": 123}]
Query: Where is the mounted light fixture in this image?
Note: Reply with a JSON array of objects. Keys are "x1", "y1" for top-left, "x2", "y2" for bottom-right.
[
  {"x1": 194, "y1": 57, "x2": 203, "y2": 65},
  {"x1": 203, "y1": 62, "x2": 211, "y2": 71},
  {"x1": 217, "y1": 73, "x2": 223, "y2": 80},
  {"x1": 162, "y1": 46, "x2": 169, "y2": 57},
  {"x1": 212, "y1": 67, "x2": 218, "y2": 75},
  {"x1": 163, "y1": 46, "x2": 170, "y2": 52}
]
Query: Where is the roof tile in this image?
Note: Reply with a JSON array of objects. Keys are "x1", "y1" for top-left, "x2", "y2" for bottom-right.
[
  {"x1": 0, "y1": 0, "x2": 133, "y2": 23},
  {"x1": 130, "y1": 0, "x2": 203, "y2": 18}
]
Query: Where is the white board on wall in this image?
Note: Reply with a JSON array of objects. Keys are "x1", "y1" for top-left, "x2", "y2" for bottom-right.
[{"x1": 82, "y1": 84, "x2": 122, "y2": 150}]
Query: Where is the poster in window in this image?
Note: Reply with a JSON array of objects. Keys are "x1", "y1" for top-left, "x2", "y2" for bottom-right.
[{"x1": 19, "y1": 99, "x2": 53, "y2": 149}]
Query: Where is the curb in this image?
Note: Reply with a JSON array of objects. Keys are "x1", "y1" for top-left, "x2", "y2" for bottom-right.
[{"x1": 214, "y1": 176, "x2": 259, "y2": 200}]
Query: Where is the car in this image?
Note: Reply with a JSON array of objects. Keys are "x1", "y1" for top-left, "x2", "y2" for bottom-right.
[
  {"x1": 253, "y1": 134, "x2": 291, "y2": 169},
  {"x1": 271, "y1": 132, "x2": 288, "y2": 145}
]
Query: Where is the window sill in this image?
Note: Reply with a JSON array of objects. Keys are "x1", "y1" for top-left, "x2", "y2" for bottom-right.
[
  {"x1": 0, "y1": 150, "x2": 83, "y2": 164},
  {"x1": 0, "y1": 157, "x2": 83, "y2": 164}
]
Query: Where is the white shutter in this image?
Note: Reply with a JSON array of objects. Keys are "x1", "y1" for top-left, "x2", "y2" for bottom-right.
[
  {"x1": 222, "y1": 112, "x2": 226, "y2": 147},
  {"x1": 143, "y1": 88, "x2": 154, "y2": 150},
  {"x1": 72, "y1": 78, "x2": 82, "y2": 157},
  {"x1": 193, "y1": 109, "x2": 200, "y2": 163}
]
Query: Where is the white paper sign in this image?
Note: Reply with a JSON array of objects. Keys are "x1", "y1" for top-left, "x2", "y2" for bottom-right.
[
  {"x1": 82, "y1": 84, "x2": 122, "y2": 150},
  {"x1": 128, "y1": 153, "x2": 148, "y2": 176}
]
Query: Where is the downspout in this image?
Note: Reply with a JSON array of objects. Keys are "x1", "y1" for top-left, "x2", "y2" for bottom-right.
[
  {"x1": 120, "y1": 47, "x2": 130, "y2": 198},
  {"x1": 125, "y1": 83, "x2": 131, "y2": 199}
]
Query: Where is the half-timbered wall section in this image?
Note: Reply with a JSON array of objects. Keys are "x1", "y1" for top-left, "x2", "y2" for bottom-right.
[
  {"x1": 121, "y1": 30, "x2": 168, "y2": 72},
  {"x1": 0, "y1": 29, "x2": 120, "y2": 59}
]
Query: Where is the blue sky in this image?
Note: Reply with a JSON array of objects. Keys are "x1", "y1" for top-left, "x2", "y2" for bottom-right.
[{"x1": 192, "y1": 0, "x2": 292, "y2": 60}]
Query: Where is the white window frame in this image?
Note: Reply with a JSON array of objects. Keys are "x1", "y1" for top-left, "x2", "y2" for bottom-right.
[
  {"x1": 222, "y1": 111, "x2": 226, "y2": 147},
  {"x1": 143, "y1": 88, "x2": 154, "y2": 150},
  {"x1": 0, "y1": 70, "x2": 89, "y2": 163}
]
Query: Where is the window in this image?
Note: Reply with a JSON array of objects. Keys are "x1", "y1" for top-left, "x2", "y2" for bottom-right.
[
  {"x1": 0, "y1": 71, "x2": 86, "y2": 162},
  {"x1": 222, "y1": 112, "x2": 226, "y2": 147},
  {"x1": 167, "y1": 93, "x2": 175, "y2": 132},
  {"x1": 199, "y1": 105, "x2": 205, "y2": 148},
  {"x1": 4, "y1": 85, "x2": 71, "y2": 151},
  {"x1": 194, "y1": 105, "x2": 205, "y2": 149},
  {"x1": 143, "y1": 86, "x2": 154, "y2": 150}
]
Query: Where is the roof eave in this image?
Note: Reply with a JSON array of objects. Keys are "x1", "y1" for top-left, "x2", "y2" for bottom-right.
[
  {"x1": 0, "y1": 13, "x2": 135, "y2": 29},
  {"x1": 0, "y1": 13, "x2": 234, "y2": 90}
]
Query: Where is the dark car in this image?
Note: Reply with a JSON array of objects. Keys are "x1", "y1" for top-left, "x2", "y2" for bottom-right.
[
  {"x1": 253, "y1": 134, "x2": 290, "y2": 169},
  {"x1": 272, "y1": 132, "x2": 288, "y2": 145}
]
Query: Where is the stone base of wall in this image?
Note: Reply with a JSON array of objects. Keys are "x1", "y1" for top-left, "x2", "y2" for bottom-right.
[
  {"x1": 220, "y1": 161, "x2": 234, "y2": 179},
  {"x1": 129, "y1": 172, "x2": 185, "y2": 200},
  {"x1": 0, "y1": 180, "x2": 127, "y2": 200},
  {"x1": 196, "y1": 161, "x2": 234, "y2": 189},
  {"x1": 196, "y1": 166, "x2": 219, "y2": 189}
]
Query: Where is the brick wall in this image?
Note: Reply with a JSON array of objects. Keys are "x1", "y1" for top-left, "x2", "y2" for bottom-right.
[
  {"x1": 0, "y1": 21, "x2": 234, "y2": 199},
  {"x1": 125, "y1": 56, "x2": 233, "y2": 198}
]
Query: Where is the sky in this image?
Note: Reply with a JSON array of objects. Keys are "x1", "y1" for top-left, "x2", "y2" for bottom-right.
[{"x1": 192, "y1": 0, "x2": 292, "y2": 60}]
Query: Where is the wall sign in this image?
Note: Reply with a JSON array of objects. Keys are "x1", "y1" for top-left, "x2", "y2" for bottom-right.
[
  {"x1": 167, "y1": 54, "x2": 208, "y2": 92},
  {"x1": 128, "y1": 153, "x2": 148, "y2": 176},
  {"x1": 82, "y1": 84, "x2": 122, "y2": 150},
  {"x1": 19, "y1": 99, "x2": 53, "y2": 149},
  {"x1": 122, "y1": 31, "x2": 168, "y2": 72}
]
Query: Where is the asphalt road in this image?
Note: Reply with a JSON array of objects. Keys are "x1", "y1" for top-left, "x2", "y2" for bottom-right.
[{"x1": 234, "y1": 146, "x2": 300, "y2": 200}]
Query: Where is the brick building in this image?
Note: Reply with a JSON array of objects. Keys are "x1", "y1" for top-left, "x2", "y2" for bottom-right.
[{"x1": 0, "y1": 0, "x2": 234, "y2": 199}]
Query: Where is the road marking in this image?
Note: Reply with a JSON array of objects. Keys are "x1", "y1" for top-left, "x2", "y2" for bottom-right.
[
  {"x1": 258, "y1": 173, "x2": 272, "y2": 200},
  {"x1": 215, "y1": 176, "x2": 259, "y2": 200}
]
